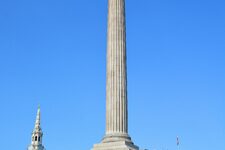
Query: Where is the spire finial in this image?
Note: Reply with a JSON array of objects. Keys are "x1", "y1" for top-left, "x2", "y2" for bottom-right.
[{"x1": 35, "y1": 105, "x2": 41, "y2": 130}]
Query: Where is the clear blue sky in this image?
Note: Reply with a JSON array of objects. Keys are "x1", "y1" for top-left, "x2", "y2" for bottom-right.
[{"x1": 0, "y1": 0, "x2": 224, "y2": 150}]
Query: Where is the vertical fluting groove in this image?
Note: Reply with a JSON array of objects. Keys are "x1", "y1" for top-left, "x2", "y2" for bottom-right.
[
  {"x1": 116, "y1": 0, "x2": 118, "y2": 132},
  {"x1": 107, "y1": 0, "x2": 109, "y2": 132},
  {"x1": 121, "y1": 1, "x2": 124, "y2": 130},
  {"x1": 113, "y1": 0, "x2": 116, "y2": 132},
  {"x1": 123, "y1": 1, "x2": 128, "y2": 133},
  {"x1": 123, "y1": 0, "x2": 127, "y2": 133},
  {"x1": 109, "y1": 0, "x2": 112, "y2": 132},
  {"x1": 117, "y1": 0, "x2": 119, "y2": 132},
  {"x1": 106, "y1": 0, "x2": 109, "y2": 133},
  {"x1": 108, "y1": 0, "x2": 111, "y2": 133},
  {"x1": 116, "y1": 0, "x2": 118, "y2": 133},
  {"x1": 118, "y1": 0, "x2": 121, "y2": 133},
  {"x1": 109, "y1": 0, "x2": 112, "y2": 131},
  {"x1": 119, "y1": 0, "x2": 122, "y2": 133},
  {"x1": 111, "y1": 0, "x2": 114, "y2": 133},
  {"x1": 123, "y1": 1, "x2": 126, "y2": 132},
  {"x1": 122, "y1": 0, "x2": 125, "y2": 132},
  {"x1": 110, "y1": 1, "x2": 114, "y2": 132},
  {"x1": 115, "y1": 0, "x2": 118, "y2": 132},
  {"x1": 112, "y1": 0, "x2": 116, "y2": 132}
]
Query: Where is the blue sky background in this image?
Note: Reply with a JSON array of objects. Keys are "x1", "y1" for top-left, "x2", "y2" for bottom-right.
[{"x1": 0, "y1": 0, "x2": 224, "y2": 150}]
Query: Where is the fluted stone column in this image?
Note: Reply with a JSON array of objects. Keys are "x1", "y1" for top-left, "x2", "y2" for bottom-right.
[
  {"x1": 92, "y1": 0, "x2": 139, "y2": 149},
  {"x1": 106, "y1": 0, "x2": 127, "y2": 135}
]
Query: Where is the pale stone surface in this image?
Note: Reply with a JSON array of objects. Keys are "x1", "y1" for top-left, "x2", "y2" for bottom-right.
[
  {"x1": 106, "y1": 0, "x2": 128, "y2": 135},
  {"x1": 27, "y1": 107, "x2": 46, "y2": 150},
  {"x1": 93, "y1": 141, "x2": 139, "y2": 150},
  {"x1": 92, "y1": 0, "x2": 139, "y2": 149}
]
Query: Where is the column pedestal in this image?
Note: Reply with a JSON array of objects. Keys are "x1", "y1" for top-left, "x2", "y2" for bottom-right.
[
  {"x1": 93, "y1": 133, "x2": 138, "y2": 150},
  {"x1": 93, "y1": 141, "x2": 138, "y2": 150}
]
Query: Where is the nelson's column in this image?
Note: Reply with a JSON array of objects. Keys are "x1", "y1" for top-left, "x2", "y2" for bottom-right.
[{"x1": 92, "y1": 0, "x2": 139, "y2": 149}]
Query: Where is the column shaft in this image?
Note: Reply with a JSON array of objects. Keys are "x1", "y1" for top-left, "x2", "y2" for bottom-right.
[{"x1": 106, "y1": 0, "x2": 127, "y2": 135}]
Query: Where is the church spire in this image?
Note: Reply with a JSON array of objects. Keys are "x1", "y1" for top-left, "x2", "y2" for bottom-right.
[{"x1": 28, "y1": 106, "x2": 46, "y2": 150}]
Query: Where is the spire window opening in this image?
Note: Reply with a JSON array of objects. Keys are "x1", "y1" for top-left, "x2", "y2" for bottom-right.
[
  {"x1": 38, "y1": 136, "x2": 41, "y2": 142},
  {"x1": 35, "y1": 136, "x2": 37, "y2": 141}
]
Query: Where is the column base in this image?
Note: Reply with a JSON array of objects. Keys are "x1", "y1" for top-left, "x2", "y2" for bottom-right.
[
  {"x1": 92, "y1": 141, "x2": 139, "y2": 150},
  {"x1": 92, "y1": 134, "x2": 139, "y2": 150}
]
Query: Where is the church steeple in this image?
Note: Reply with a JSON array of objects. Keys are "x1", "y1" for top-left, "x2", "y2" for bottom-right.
[{"x1": 28, "y1": 106, "x2": 46, "y2": 150}]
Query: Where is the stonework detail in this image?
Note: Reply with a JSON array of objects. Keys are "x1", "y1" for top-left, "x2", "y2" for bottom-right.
[
  {"x1": 27, "y1": 107, "x2": 46, "y2": 150},
  {"x1": 92, "y1": 0, "x2": 139, "y2": 149}
]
